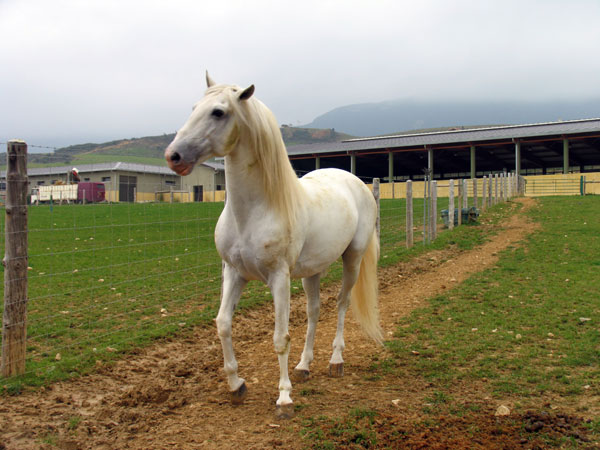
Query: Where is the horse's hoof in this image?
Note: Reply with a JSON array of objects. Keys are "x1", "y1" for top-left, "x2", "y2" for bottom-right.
[
  {"x1": 292, "y1": 369, "x2": 310, "y2": 382},
  {"x1": 329, "y1": 363, "x2": 344, "y2": 377},
  {"x1": 275, "y1": 403, "x2": 295, "y2": 420},
  {"x1": 230, "y1": 382, "x2": 248, "y2": 405}
]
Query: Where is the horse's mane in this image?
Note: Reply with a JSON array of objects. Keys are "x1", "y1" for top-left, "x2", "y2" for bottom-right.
[{"x1": 208, "y1": 85, "x2": 301, "y2": 228}]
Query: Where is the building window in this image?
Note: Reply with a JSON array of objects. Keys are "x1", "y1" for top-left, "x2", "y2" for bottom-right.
[
  {"x1": 102, "y1": 176, "x2": 111, "y2": 182},
  {"x1": 37, "y1": 181, "x2": 45, "y2": 185},
  {"x1": 84, "y1": 178, "x2": 90, "y2": 181},
  {"x1": 216, "y1": 184, "x2": 224, "y2": 191},
  {"x1": 165, "y1": 180, "x2": 176, "y2": 186}
]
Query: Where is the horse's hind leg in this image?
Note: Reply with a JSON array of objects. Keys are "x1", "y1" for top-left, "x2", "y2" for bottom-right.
[
  {"x1": 293, "y1": 274, "x2": 321, "y2": 381},
  {"x1": 216, "y1": 262, "x2": 248, "y2": 404},
  {"x1": 329, "y1": 250, "x2": 361, "y2": 377}
]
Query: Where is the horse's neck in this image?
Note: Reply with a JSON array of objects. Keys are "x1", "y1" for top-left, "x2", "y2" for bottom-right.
[{"x1": 224, "y1": 143, "x2": 297, "y2": 227}]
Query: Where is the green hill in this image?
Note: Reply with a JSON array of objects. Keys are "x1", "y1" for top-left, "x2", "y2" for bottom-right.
[{"x1": 13, "y1": 127, "x2": 355, "y2": 169}]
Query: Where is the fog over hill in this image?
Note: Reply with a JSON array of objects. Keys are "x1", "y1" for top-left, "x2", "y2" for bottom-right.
[{"x1": 303, "y1": 99, "x2": 600, "y2": 137}]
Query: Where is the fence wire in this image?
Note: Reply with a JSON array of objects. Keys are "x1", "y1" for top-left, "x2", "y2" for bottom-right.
[{"x1": 1, "y1": 151, "x2": 519, "y2": 389}]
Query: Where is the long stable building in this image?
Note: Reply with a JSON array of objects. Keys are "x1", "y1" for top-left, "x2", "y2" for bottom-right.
[
  {"x1": 287, "y1": 118, "x2": 600, "y2": 181},
  {"x1": 2, "y1": 161, "x2": 225, "y2": 202}
]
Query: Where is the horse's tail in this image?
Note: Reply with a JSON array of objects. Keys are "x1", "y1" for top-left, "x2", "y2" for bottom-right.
[{"x1": 351, "y1": 230, "x2": 383, "y2": 345}]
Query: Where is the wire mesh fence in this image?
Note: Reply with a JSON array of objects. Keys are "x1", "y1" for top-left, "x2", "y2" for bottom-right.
[{"x1": 0, "y1": 142, "x2": 521, "y2": 390}]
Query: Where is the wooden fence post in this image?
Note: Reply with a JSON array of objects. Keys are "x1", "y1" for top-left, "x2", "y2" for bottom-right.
[
  {"x1": 482, "y1": 176, "x2": 487, "y2": 211},
  {"x1": 431, "y1": 180, "x2": 437, "y2": 240},
  {"x1": 462, "y1": 179, "x2": 468, "y2": 210},
  {"x1": 373, "y1": 178, "x2": 380, "y2": 244},
  {"x1": 405, "y1": 180, "x2": 413, "y2": 248},
  {"x1": 448, "y1": 179, "x2": 455, "y2": 230},
  {"x1": 423, "y1": 175, "x2": 429, "y2": 245},
  {"x1": 457, "y1": 179, "x2": 463, "y2": 226},
  {"x1": 1, "y1": 140, "x2": 29, "y2": 377},
  {"x1": 494, "y1": 174, "x2": 499, "y2": 205},
  {"x1": 473, "y1": 178, "x2": 478, "y2": 209}
]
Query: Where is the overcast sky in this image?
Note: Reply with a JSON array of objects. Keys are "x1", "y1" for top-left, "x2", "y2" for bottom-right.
[{"x1": 2, "y1": 0, "x2": 600, "y2": 150}]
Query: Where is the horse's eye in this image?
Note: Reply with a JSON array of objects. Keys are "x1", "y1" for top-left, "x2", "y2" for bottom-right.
[{"x1": 211, "y1": 108, "x2": 225, "y2": 118}]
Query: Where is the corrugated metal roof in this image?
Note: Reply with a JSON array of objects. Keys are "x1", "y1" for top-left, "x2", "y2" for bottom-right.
[
  {"x1": 287, "y1": 118, "x2": 600, "y2": 156},
  {"x1": 1, "y1": 161, "x2": 224, "y2": 178}
]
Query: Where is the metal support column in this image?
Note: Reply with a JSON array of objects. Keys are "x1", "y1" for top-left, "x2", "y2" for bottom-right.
[
  {"x1": 350, "y1": 152, "x2": 356, "y2": 175},
  {"x1": 470, "y1": 145, "x2": 476, "y2": 179},
  {"x1": 427, "y1": 147, "x2": 434, "y2": 177},
  {"x1": 388, "y1": 151, "x2": 394, "y2": 182},
  {"x1": 315, "y1": 156, "x2": 321, "y2": 170},
  {"x1": 515, "y1": 140, "x2": 521, "y2": 176},
  {"x1": 563, "y1": 138, "x2": 569, "y2": 174}
]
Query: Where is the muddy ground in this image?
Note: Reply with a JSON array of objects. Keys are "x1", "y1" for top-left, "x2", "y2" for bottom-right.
[{"x1": 1, "y1": 197, "x2": 596, "y2": 449}]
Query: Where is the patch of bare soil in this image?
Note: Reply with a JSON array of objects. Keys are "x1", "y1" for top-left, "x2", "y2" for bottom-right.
[{"x1": 3, "y1": 197, "x2": 590, "y2": 450}]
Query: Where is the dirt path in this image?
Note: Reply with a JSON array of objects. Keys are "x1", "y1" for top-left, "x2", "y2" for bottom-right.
[{"x1": 1, "y1": 198, "x2": 540, "y2": 450}]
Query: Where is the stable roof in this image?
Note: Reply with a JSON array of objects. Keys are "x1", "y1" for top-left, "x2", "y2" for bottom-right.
[
  {"x1": 287, "y1": 118, "x2": 600, "y2": 178},
  {"x1": 287, "y1": 118, "x2": 600, "y2": 156}
]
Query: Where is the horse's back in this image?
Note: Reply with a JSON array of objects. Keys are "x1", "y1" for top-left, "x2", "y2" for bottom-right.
[
  {"x1": 291, "y1": 169, "x2": 376, "y2": 279},
  {"x1": 300, "y1": 168, "x2": 376, "y2": 220}
]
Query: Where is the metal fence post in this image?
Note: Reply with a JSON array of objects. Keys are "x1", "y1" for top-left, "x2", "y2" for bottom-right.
[{"x1": 1, "y1": 140, "x2": 29, "y2": 377}]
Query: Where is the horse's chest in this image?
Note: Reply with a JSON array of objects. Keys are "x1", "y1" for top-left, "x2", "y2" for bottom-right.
[{"x1": 216, "y1": 221, "x2": 294, "y2": 282}]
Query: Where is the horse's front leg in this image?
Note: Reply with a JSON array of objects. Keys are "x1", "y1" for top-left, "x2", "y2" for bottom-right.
[
  {"x1": 269, "y1": 269, "x2": 294, "y2": 419},
  {"x1": 216, "y1": 262, "x2": 248, "y2": 404}
]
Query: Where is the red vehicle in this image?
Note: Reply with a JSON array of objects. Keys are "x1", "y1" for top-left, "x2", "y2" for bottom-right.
[{"x1": 77, "y1": 182, "x2": 106, "y2": 203}]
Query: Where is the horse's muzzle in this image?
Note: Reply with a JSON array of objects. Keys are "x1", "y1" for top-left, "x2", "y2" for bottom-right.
[{"x1": 165, "y1": 146, "x2": 193, "y2": 176}]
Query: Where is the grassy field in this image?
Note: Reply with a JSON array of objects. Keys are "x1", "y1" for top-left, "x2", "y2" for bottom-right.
[
  {"x1": 0, "y1": 196, "x2": 467, "y2": 391},
  {"x1": 389, "y1": 196, "x2": 600, "y2": 399},
  {"x1": 303, "y1": 196, "x2": 600, "y2": 449}
]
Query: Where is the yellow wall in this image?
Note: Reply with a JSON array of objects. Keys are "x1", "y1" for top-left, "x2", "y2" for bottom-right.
[
  {"x1": 523, "y1": 172, "x2": 600, "y2": 196},
  {"x1": 203, "y1": 190, "x2": 226, "y2": 202},
  {"x1": 151, "y1": 190, "x2": 225, "y2": 203},
  {"x1": 109, "y1": 172, "x2": 600, "y2": 203},
  {"x1": 366, "y1": 172, "x2": 600, "y2": 199},
  {"x1": 367, "y1": 176, "x2": 513, "y2": 200},
  {"x1": 584, "y1": 173, "x2": 600, "y2": 195}
]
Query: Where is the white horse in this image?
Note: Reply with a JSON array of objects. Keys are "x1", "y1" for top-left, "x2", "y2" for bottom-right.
[{"x1": 165, "y1": 74, "x2": 382, "y2": 419}]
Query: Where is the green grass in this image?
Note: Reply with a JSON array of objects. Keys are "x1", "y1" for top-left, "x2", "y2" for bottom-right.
[
  {"x1": 21, "y1": 154, "x2": 167, "y2": 169},
  {"x1": 71, "y1": 153, "x2": 167, "y2": 166},
  {"x1": 388, "y1": 196, "x2": 600, "y2": 401},
  {"x1": 301, "y1": 409, "x2": 379, "y2": 449},
  {"x1": 0, "y1": 196, "x2": 492, "y2": 391}
]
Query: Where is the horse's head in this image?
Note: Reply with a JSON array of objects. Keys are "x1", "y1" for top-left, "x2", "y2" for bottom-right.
[{"x1": 165, "y1": 73, "x2": 255, "y2": 175}]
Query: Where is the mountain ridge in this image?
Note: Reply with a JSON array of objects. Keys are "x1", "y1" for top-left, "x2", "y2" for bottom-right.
[{"x1": 303, "y1": 98, "x2": 600, "y2": 137}]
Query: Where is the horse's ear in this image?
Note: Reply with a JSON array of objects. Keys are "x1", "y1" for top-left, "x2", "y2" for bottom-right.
[
  {"x1": 239, "y1": 84, "x2": 255, "y2": 101},
  {"x1": 206, "y1": 71, "x2": 216, "y2": 88}
]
